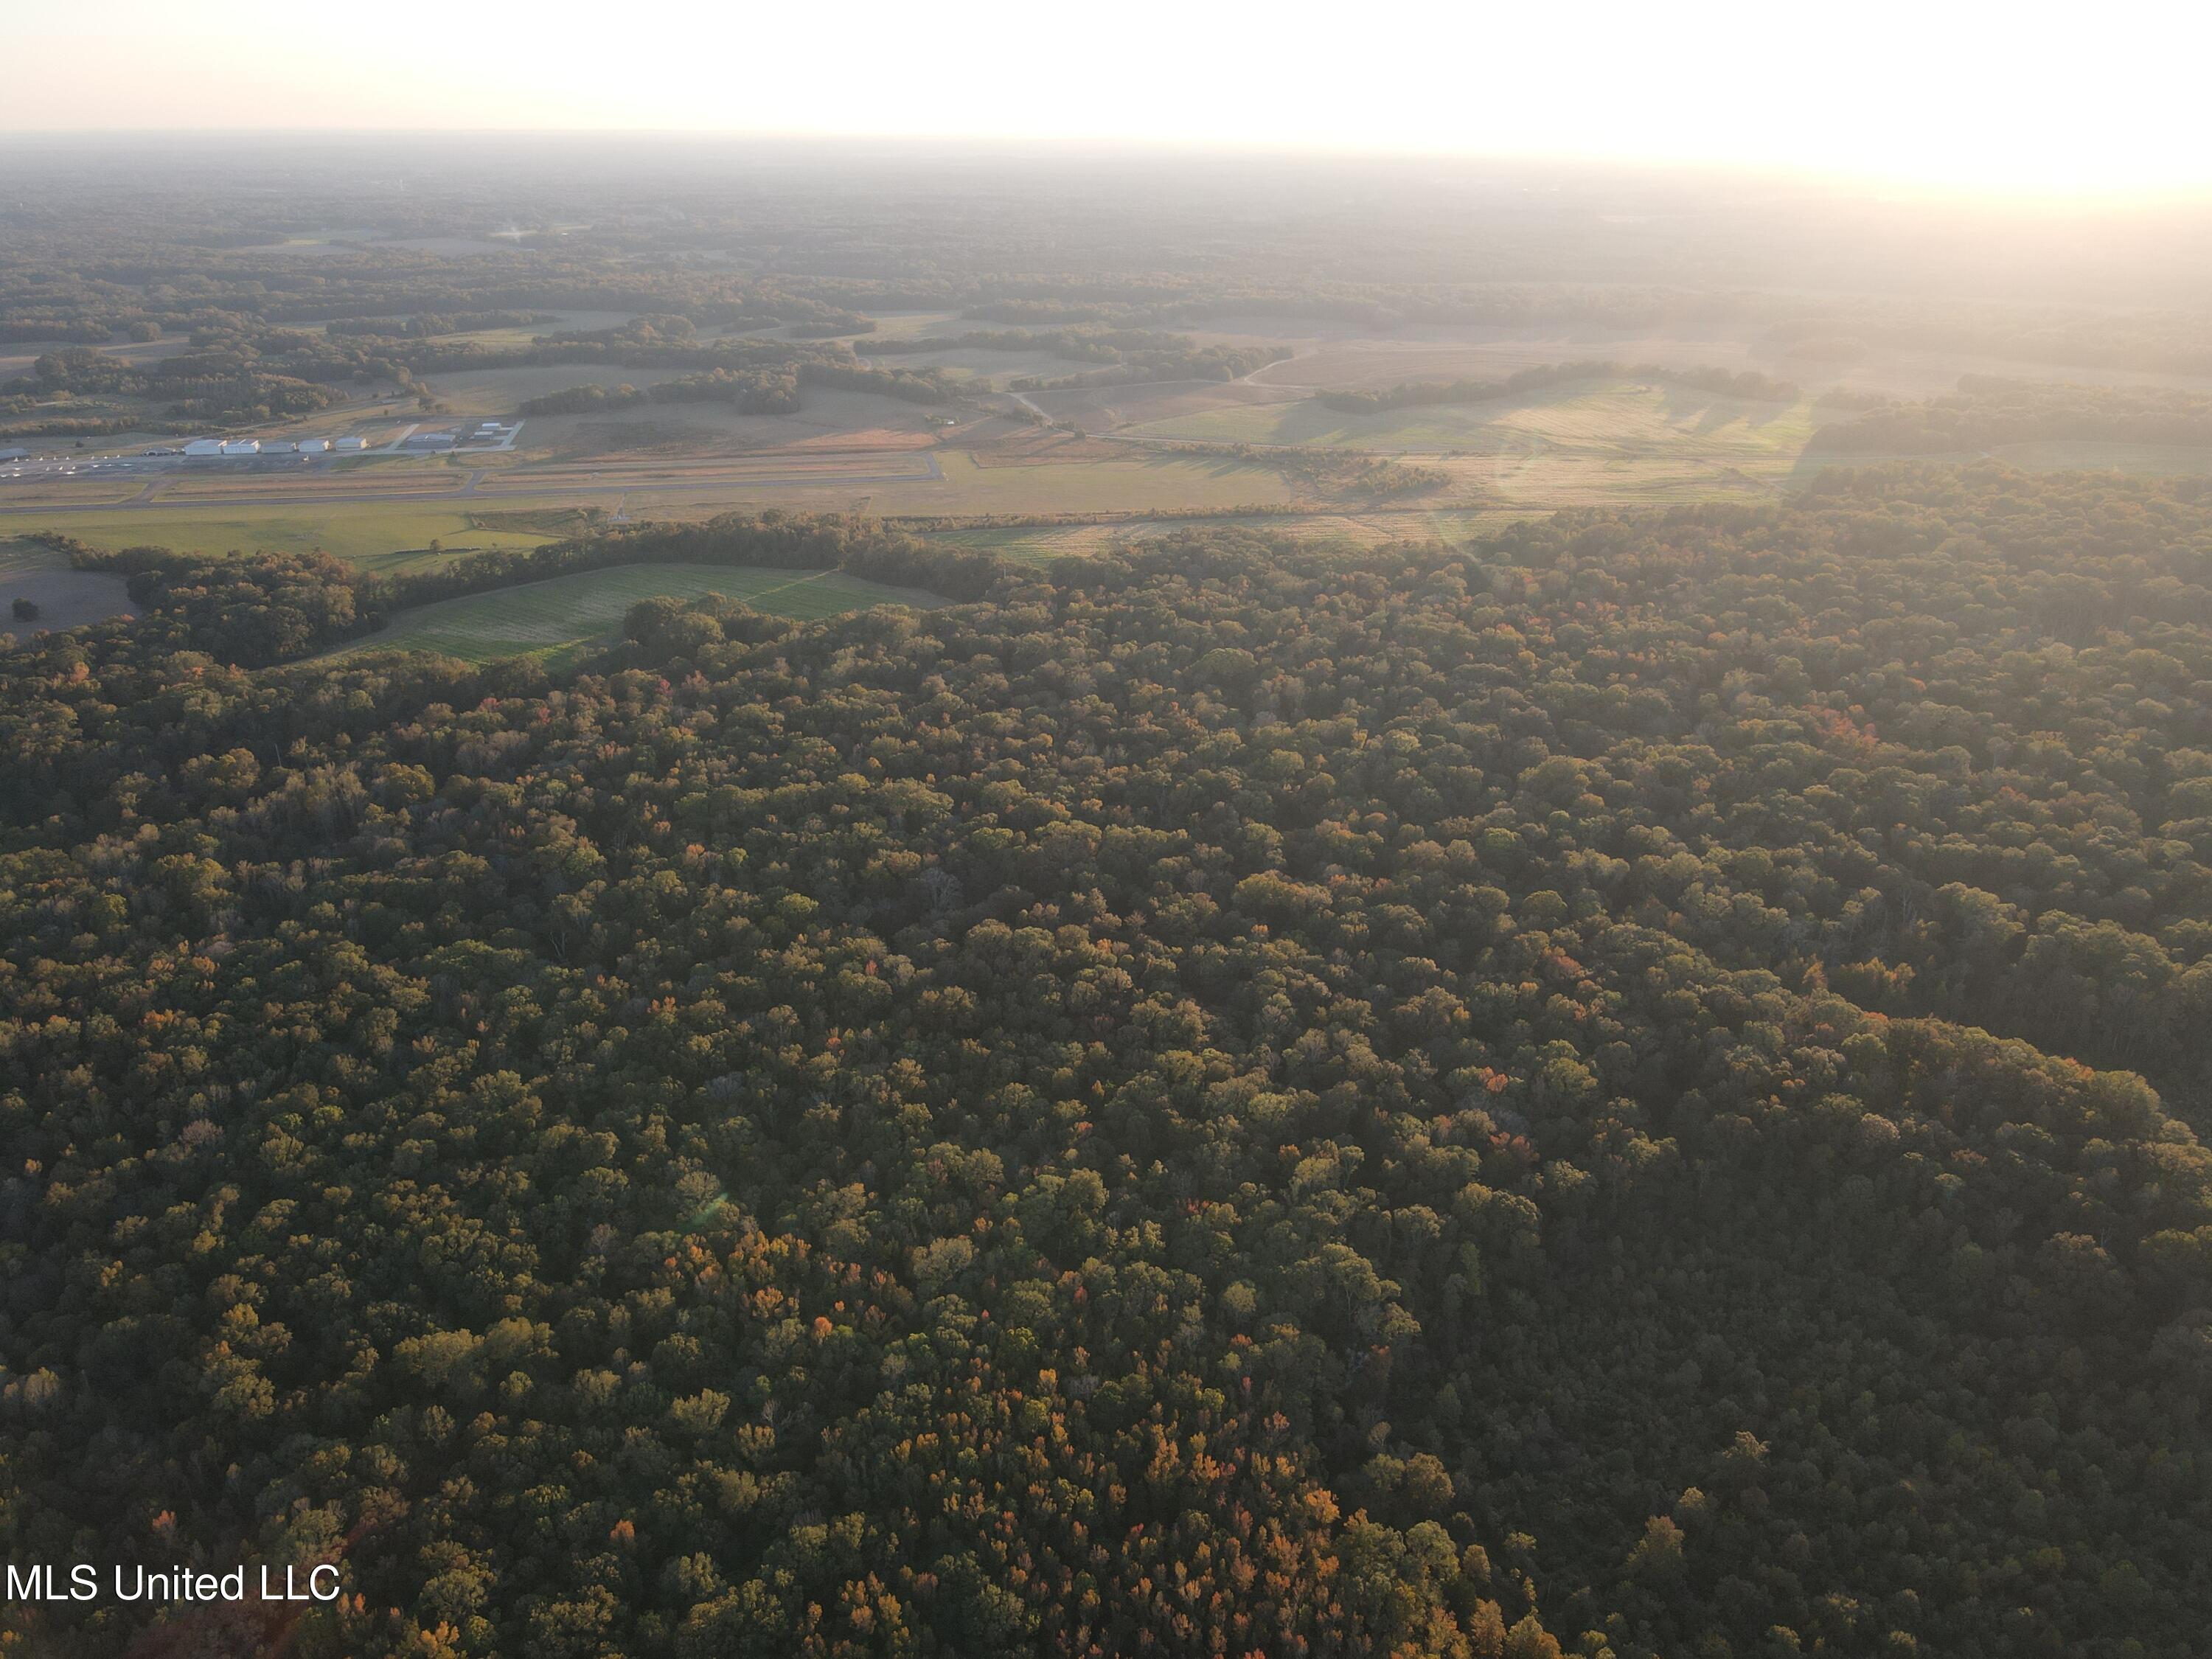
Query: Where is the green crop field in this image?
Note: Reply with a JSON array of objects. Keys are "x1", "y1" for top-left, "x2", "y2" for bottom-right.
[{"x1": 329, "y1": 563, "x2": 946, "y2": 664}]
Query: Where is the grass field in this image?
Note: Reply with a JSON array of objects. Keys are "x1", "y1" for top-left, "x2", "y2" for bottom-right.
[
  {"x1": 18, "y1": 502, "x2": 560, "y2": 565},
  {"x1": 1127, "y1": 377, "x2": 1854, "y2": 507},
  {"x1": 0, "y1": 538, "x2": 139, "y2": 635},
  {"x1": 1132, "y1": 376, "x2": 1818, "y2": 457},
  {"x1": 332, "y1": 563, "x2": 945, "y2": 664}
]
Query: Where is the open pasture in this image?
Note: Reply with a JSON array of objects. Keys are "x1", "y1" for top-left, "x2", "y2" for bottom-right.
[
  {"x1": 1128, "y1": 375, "x2": 1833, "y2": 506},
  {"x1": 333, "y1": 563, "x2": 944, "y2": 664},
  {"x1": 0, "y1": 537, "x2": 141, "y2": 637},
  {"x1": 1133, "y1": 375, "x2": 1812, "y2": 453},
  {"x1": 1183, "y1": 317, "x2": 2212, "y2": 402}
]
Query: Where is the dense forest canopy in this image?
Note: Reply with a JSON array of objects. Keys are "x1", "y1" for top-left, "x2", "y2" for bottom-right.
[{"x1": 4, "y1": 465, "x2": 2212, "y2": 1656}]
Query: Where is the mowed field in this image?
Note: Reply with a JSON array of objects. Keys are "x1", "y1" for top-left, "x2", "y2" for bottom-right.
[
  {"x1": 1135, "y1": 375, "x2": 1816, "y2": 455},
  {"x1": 1130, "y1": 376, "x2": 1823, "y2": 506},
  {"x1": 0, "y1": 447, "x2": 1293, "y2": 565},
  {"x1": 333, "y1": 563, "x2": 947, "y2": 664},
  {"x1": 1177, "y1": 317, "x2": 2212, "y2": 401},
  {"x1": 24, "y1": 502, "x2": 560, "y2": 565}
]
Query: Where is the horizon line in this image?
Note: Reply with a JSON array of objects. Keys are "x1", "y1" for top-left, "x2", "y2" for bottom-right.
[{"x1": 4, "y1": 129, "x2": 2210, "y2": 208}]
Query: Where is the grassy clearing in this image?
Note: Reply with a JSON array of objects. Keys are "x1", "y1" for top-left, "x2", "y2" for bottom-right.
[
  {"x1": 0, "y1": 537, "x2": 140, "y2": 634},
  {"x1": 331, "y1": 563, "x2": 945, "y2": 664}
]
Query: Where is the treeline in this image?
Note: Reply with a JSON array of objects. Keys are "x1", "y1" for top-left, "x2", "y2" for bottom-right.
[
  {"x1": 1113, "y1": 433, "x2": 1455, "y2": 498},
  {"x1": 518, "y1": 360, "x2": 950, "y2": 420},
  {"x1": 787, "y1": 310, "x2": 877, "y2": 338},
  {"x1": 6, "y1": 314, "x2": 913, "y2": 433},
  {"x1": 519, "y1": 369, "x2": 804, "y2": 419},
  {"x1": 1009, "y1": 342, "x2": 1290, "y2": 391},
  {"x1": 1810, "y1": 374, "x2": 2212, "y2": 453},
  {"x1": 7, "y1": 466, "x2": 2212, "y2": 1657},
  {"x1": 7, "y1": 343, "x2": 347, "y2": 425},
  {"x1": 26, "y1": 509, "x2": 1002, "y2": 664},
  {"x1": 0, "y1": 415, "x2": 153, "y2": 440},
  {"x1": 960, "y1": 299, "x2": 1154, "y2": 326},
  {"x1": 325, "y1": 310, "x2": 557, "y2": 339},
  {"x1": 1, "y1": 515, "x2": 1002, "y2": 829},
  {"x1": 866, "y1": 326, "x2": 1211, "y2": 365},
  {"x1": 356, "y1": 512, "x2": 1003, "y2": 613},
  {"x1": 1761, "y1": 304, "x2": 2212, "y2": 380},
  {"x1": 1317, "y1": 361, "x2": 1800, "y2": 414}
]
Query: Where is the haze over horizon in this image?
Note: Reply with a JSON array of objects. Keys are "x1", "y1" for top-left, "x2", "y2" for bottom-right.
[{"x1": 11, "y1": 0, "x2": 2211, "y2": 199}]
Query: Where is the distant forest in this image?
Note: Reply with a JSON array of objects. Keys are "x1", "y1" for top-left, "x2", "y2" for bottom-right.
[
  {"x1": 8, "y1": 143, "x2": 2212, "y2": 439},
  {"x1": 1313, "y1": 363, "x2": 1801, "y2": 415},
  {"x1": 1812, "y1": 375, "x2": 2212, "y2": 453}
]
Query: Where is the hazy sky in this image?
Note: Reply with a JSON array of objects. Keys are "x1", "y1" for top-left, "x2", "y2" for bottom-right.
[{"x1": 11, "y1": 0, "x2": 2208, "y2": 197}]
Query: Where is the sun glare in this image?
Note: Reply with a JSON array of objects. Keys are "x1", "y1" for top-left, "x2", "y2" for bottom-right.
[{"x1": 8, "y1": 0, "x2": 2208, "y2": 198}]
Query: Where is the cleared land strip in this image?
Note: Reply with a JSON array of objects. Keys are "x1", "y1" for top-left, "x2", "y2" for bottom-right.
[{"x1": 0, "y1": 453, "x2": 947, "y2": 518}]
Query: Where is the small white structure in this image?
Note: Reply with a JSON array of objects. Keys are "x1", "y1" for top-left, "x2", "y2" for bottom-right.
[
  {"x1": 184, "y1": 438, "x2": 225, "y2": 457},
  {"x1": 220, "y1": 439, "x2": 260, "y2": 456}
]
